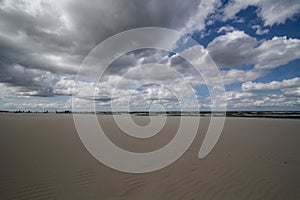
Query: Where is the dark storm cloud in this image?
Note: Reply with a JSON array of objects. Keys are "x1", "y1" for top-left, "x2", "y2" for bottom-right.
[
  {"x1": 0, "y1": 0, "x2": 201, "y2": 96},
  {"x1": 105, "y1": 49, "x2": 168, "y2": 76},
  {"x1": 0, "y1": 4, "x2": 81, "y2": 55},
  {"x1": 0, "y1": 63, "x2": 58, "y2": 97},
  {"x1": 104, "y1": 48, "x2": 198, "y2": 79},
  {"x1": 64, "y1": 0, "x2": 200, "y2": 45}
]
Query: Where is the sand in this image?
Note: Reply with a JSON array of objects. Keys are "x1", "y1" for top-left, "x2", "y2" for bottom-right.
[{"x1": 0, "y1": 113, "x2": 299, "y2": 199}]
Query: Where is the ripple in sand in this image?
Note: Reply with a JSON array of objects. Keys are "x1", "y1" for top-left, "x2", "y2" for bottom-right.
[{"x1": 12, "y1": 180, "x2": 56, "y2": 200}]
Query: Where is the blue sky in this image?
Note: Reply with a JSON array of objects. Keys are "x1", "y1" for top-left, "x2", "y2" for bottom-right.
[
  {"x1": 0, "y1": 0, "x2": 299, "y2": 111},
  {"x1": 190, "y1": 5, "x2": 300, "y2": 110}
]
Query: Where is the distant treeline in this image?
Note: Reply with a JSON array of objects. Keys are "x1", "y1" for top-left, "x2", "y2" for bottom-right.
[
  {"x1": 81, "y1": 111, "x2": 300, "y2": 118},
  {"x1": 0, "y1": 110, "x2": 72, "y2": 114},
  {"x1": 0, "y1": 110, "x2": 299, "y2": 118}
]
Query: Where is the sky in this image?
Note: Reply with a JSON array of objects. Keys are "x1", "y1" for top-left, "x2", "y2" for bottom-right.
[{"x1": 0, "y1": 0, "x2": 300, "y2": 111}]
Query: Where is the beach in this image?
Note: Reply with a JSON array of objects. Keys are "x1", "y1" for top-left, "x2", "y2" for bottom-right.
[{"x1": 0, "y1": 113, "x2": 299, "y2": 199}]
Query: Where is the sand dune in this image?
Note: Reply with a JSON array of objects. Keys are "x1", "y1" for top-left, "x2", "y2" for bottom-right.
[{"x1": 0, "y1": 113, "x2": 299, "y2": 199}]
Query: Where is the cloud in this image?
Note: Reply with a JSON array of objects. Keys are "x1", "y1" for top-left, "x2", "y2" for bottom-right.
[
  {"x1": 217, "y1": 25, "x2": 236, "y2": 34},
  {"x1": 1, "y1": 101, "x2": 70, "y2": 111},
  {"x1": 223, "y1": 0, "x2": 300, "y2": 26},
  {"x1": 240, "y1": 77, "x2": 300, "y2": 107},
  {"x1": 227, "y1": 90, "x2": 255, "y2": 100},
  {"x1": 0, "y1": 0, "x2": 218, "y2": 100},
  {"x1": 0, "y1": 64, "x2": 59, "y2": 97},
  {"x1": 207, "y1": 31, "x2": 257, "y2": 68},
  {"x1": 0, "y1": 0, "x2": 299, "y2": 111},
  {"x1": 228, "y1": 93, "x2": 300, "y2": 108},
  {"x1": 282, "y1": 87, "x2": 300, "y2": 97},
  {"x1": 221, "y1": 69, "x2": 265, "y2": 85},
  {"x1": 242, "y1": 77, "x2": 300, "y2": 91},
  {"x1": 207, "y1": 31, "x2": 300, "y2": 69},
  {"x1": 251, "y1": 25, "x2": 269, "y2": 35},
  {"x1": 181, "y1": 0, "x2": 221, "y2": 34},
  {"x1": 220, "y1": 89, "x2": 300, "y2": 109},
  {"x1": 254, "y1": 36, "x2": 300, "y2": 69}
]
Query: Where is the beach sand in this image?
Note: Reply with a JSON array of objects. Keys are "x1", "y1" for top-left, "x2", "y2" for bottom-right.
[{"x1": 0, "y1": 113, "x2": 299, "y2": 199}]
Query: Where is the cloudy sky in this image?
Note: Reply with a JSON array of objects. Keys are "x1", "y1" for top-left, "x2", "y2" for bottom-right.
[{"x1": 0, "y1": 0, "x2": 300, "y2": 111}]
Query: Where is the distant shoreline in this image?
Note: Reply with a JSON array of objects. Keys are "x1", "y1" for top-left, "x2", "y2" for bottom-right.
[{"x1": 1, "y1": 110, "x2": 300, "y2": 119}]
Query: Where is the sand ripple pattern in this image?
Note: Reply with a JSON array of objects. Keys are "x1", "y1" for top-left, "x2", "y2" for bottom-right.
[
  {"x1": 11, "y1": 180, "x2": 56, "y2": 200},
  {"x1": 120, "y1": 175, "x2": 145, "y2": 197},
  {"x1": 74, "y1": 169, "x2": 95, "y2": 188},
  {"x1": 161, "y1": 160, "x2": 289, "y2": 200},
  {"x1": 0, "y1": 175, "x2": 14, "y2": 193}
]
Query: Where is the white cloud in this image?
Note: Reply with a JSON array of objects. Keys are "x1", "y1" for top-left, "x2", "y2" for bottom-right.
[
  {"x1": 217, "y1": 25, "x2": 235, "y2": 34},
  {"x1": 225, "y1": 90, "x2": 256, "y2": 101},
  {"x1": 251, "y1": 25, "x2": 269, "y2": 35},
  {"x1": 182, "y1": 0, "x2": 221, "y2": 34},
  {"x1": 223, "y1": 0, "x2": 300, "y2": 26},
  {"x1": 223, "y1": 0, "x2": 260, "y2": 20},
  {"x1": 222, "y1": 90, "x2": 300, "y2": 108},
  {"x1": 221, "y1": 69, "x2": 265, "y2": 85},
  {"x1": 255, "y1": 36, "x2": 300, "y2": 69},
  {"x1": 242, "y1": 77, "x2": 300, "y2": 91},
  {"x1": 282, "y1": 87, "x2": 300, "y2": 97},
  {"x1": 207, "y1": 31, "x2": 257, "y2": 68},
  {"x1": 0, "y1": 94, "x2": 71, "y2": 111},
  {"x1": 259, "y1": 0, "x2": 300, "y2": 26},
  {"x1": 207, "y1": 31, "x2": 300, "y2": 69}
]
